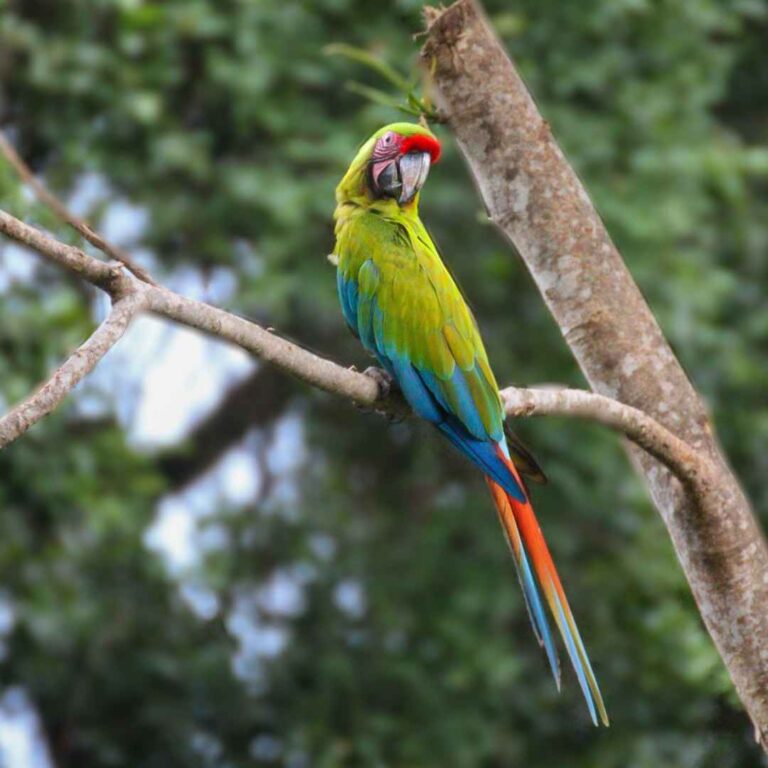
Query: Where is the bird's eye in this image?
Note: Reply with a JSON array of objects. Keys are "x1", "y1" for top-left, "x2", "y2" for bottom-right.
[{"x1": 383, "y1": 133, "x2": 393, "y2": 144}]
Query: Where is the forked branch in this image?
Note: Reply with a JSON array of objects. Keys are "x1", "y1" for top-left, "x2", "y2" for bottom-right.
[
  {"x1": 0, "y1": 133, "x2": 157, "y2": 285},
  {"x1": 0, "y1": 291, "x2": 146, "y2": 449},
  {"x1": 0, "y1": 204, "x2": 716, "y2": 507}
]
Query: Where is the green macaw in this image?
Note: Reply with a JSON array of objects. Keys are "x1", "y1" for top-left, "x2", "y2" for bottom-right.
[{"x1": 333, "y1": 122, "x2": 608, "y2": 726}]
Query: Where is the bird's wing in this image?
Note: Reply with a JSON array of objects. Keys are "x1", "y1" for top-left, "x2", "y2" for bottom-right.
[
  {"x1": 343, "y1": 217, "x2": 503, "y2": 436},
  {"x1": 338, "y1": 215, "x2": 532, "y2": 500}
]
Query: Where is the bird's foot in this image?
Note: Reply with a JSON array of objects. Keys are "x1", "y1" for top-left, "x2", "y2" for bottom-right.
[
  {"x1": 362, "y1": 366, "x2": 394, "y2": 401},
  {"x1": 350, "y1": 365, "x2": 403, "y2": 421}
]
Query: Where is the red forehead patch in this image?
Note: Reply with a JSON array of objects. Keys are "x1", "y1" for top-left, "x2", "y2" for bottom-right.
[{"x1": 400, "y1": 133, "x2": 441, "y2": 164}]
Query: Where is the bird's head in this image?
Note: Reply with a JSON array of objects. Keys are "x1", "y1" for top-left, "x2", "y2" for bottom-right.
[{"x1": 337, "y1": 122, "x2": 441, "y2": 207}]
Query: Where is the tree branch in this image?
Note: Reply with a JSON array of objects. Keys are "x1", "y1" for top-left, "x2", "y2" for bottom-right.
[
  {"x1": 0, "y1": 291, "x2": 146, "y2": 449},
  {"x1": 501, "y1": 386, "x2": 718, "y2": 491},
  {"x1": 0, "y1": 206, "x2": 406, "y2": 418},
  {"x1": 422, "y1": 0, "x2": 768, "y2": 747},
  {"x1": 0, "y1": 208, "x2": 128, "y2": 292},
  {"x1": 0, "y1": 132, "x2": 158, "y2": 286}
]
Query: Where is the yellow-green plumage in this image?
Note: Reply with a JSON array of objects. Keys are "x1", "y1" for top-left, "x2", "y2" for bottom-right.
[{"x1": 334, "y1": 124, "x2": 503, "y2": 441}]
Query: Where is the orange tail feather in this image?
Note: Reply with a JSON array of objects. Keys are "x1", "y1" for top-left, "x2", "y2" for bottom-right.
[{"x1": 489, "y1": 446, "x2": 608, "y2": 726}]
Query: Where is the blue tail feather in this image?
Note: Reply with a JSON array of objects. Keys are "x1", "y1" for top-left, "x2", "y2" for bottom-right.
[
  {"x1": 516, "y1": 531, "x2": 561, "y2": 685},
  {"x1": 439, "y1": 418, "x2": 526, "y2": 502},
  {"x1": 551, "y1": 587, "x2": 599, "y2": 726}
]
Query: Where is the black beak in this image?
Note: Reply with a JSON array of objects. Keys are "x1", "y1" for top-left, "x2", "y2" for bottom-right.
[
  {"x1": 372, "y1": 151, "x2": 432, "y2": 204},
  {"x1": 375, "y1": 160, "x2": 401, "y2": 198}
]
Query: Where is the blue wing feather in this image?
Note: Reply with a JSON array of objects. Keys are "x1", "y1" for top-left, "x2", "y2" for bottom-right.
[
  {"x1": 438, "y1": 417, "x2": 526, "y2": 502},
  {"x1": 337, "y1": 273, "x2": 358, "y2": 333}
]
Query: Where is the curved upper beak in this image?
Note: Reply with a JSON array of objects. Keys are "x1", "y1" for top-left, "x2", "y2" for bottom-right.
[{"x1": 397, "y1": 151, "x2": 431, "y2": 204}]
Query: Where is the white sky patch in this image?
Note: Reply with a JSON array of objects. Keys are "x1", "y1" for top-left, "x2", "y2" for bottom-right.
[
  {"x1": 143, "y1": 425, "x2": 278, "y2": 579},
  {"x1": 236, "y1": 564, "x2": 317, "y2": 681},
  {"x1": 144, "y1": 416, "x2": 309, "y2": 652},
  {"x1": 179, "y1": 582, "x2": 220, "y2": 621},
  {"x1": 168, "y1": 265, "x2": 240, "y2": 306},
  {"x1": 67, "y1": 173, "x2": 110, "y2": 218},
  {"x1": 145, "y1": 473, "x2": 237, "y2": 578},
  {"x1": 79, "y1": 313, "x2": 255, "y2": 447},
  {"x1": 129, "y1": 319, "x2": 255, "y2": 448},
  {"x1": 250, "y1": 734, "x2": 283, "y2": 762},
  {"x1": 264, "y1": 414, "x2": 308, "y2": 514},
  {"x1": 144, "y1": 411, "x2": 307, "y2": 580},
  {"x1": 333, "y1": 579, "x2": 367, "y2": 619},
  {"x1": 257, "y1": 569, "x2": 308, "y2": 618},
  {"x1": 0, "y1": 689, "x2": 54, "y2": 768},
  {"x1": 147, "y1": 436, "x2": 315, "y2": 677},
  {"x1": 215, "y1": 438, "x2": 262, "y2": 507},
  {"x1": 100, "y1": 198, "x2": 149, "y2": 246},
  {"x1": 145, "y1": 495, "x2": 199, "y2": 574},
  {"x1": 266, "y1": 414, "x2": 306, "y2": 475},
  {"x1": 309, "y1": 533, "x2": 336, "y2": 562},
  {"x1": 227, "y1": 589, "x2": 291, "y2": 685},
  {"x1": 0, "y1": 243, "x2": 39, "y2": 294}
]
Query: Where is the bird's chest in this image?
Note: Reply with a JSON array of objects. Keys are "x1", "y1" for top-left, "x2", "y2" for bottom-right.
[{"x1": 334, "y1": 209, "x2": 414, "y2": 277}]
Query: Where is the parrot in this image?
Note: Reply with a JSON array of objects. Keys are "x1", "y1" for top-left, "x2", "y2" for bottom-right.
[{"x1": 333, "y1": 122, "x2": 608, "y2": 726}]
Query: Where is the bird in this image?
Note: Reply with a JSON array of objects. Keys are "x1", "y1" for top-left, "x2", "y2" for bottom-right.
[{"x1": 332, "y1": 121, "x2": 608, "y2": 726}]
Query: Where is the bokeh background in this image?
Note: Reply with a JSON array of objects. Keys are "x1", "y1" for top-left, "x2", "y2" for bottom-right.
[{"x1": 0, "y1": 1, "x2": 767, "y2": 766}]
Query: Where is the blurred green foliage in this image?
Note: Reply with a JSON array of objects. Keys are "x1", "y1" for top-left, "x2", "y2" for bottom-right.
[{"x1": 0, "y1": 0, "x2": 767, "y2": 766}]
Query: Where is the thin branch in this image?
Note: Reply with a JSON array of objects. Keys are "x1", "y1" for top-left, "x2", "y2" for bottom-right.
[
  {"x1": 142, "y1": 284, "x2": 407, "y2": 414},
  {"x1": 0, "y1": 208, "x2": 127, "y2": 292},
  {"x1": 501, "y1": 386, "x2": 718, "y2": 491},
  {"x1": 0, "y1": 292, "x2": 146, "y2": 449},
  {"x1": 0, "y1": 132, "x2": 158, "y2": 286}
]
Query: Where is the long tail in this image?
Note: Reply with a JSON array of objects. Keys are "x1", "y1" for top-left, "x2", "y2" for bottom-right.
[{"x1": 487, "y1": 445, "x2": 609, "y2": 727}]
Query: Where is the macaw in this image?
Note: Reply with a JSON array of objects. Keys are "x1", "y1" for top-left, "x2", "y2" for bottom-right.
[{"x1": 333, "y1": 122, "x2": 608, "y2": 726}]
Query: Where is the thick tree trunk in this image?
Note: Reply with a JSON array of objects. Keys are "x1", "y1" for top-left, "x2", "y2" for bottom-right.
[{"x1": 422, "y1": 0, "x2": 768, "y2": 747}]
